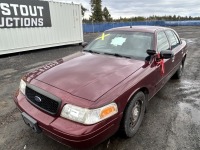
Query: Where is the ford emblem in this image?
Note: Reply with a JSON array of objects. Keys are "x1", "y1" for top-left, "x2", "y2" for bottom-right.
[{"x1": 34, "y1": 96, "x2": 42, "y2": 103}]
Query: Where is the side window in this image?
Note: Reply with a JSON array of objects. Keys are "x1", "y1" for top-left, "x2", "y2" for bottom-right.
[
  {"x1": 165, "y1": 30, "x2": 180, "y2": 49},
  {"x1": 157, "y1": 31, "x2": 170, "y2": 52}
]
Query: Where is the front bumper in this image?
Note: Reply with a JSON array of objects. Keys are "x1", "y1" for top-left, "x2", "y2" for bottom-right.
[{"x1": 14, "y1": 91, "x2": 122, "y2": 149}]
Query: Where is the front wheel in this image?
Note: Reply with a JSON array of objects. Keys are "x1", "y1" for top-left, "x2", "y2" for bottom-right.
[{"x1": 121, "y1": 92, "x2": 146, "y2": 137}]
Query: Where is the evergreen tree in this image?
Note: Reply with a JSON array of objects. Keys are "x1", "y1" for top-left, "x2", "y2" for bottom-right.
[
  {"x1": 90, "y1": 0, "x2": 103, "y2": 22},
  {"x1": 173, "y1": 15, "x2": 177, "y2": 20},
  {"x1": 81, "y1": 5, "x2": 88, "y2": 17},
  {"x1": 102, "y1": 7, "x2": 112, "y2": 22}
]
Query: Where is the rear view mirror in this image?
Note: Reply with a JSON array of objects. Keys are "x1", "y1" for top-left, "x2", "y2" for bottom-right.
[
  {"x1": 82, "y1": 42, "x2": 88, "y2": 48},
  {"x1": 160, "y1": 50, "x2": 174, "y2": 59},
  {"x1": 146, "y1": 49, "x2": 156, "y2": 56}
]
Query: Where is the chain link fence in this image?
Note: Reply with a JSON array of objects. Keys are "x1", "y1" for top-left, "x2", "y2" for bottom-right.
[{"x1": 83, "y1": 20, "x2": 200, "y2": 33}]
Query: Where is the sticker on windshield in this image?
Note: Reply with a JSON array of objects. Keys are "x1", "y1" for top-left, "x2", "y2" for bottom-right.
[
  {"x1": 95, "y1": 33, "x2": 110, "y2": 40},
  {"x1": 111, "y1": 37, "x2": 126, "y2": 46}
]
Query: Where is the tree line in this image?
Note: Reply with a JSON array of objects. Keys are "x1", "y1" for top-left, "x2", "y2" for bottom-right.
[
  {"x1": 81, "y1": 0, "x2": 200, "y2": 23},
  {"x1": 113, "y1": 15, "x2": 200, "y2": 23}
]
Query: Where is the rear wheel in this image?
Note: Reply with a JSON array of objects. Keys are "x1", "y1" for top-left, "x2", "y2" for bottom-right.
[
  {"x1": 121, "y1": 92, "x2": 146, "y2": 137},
  {"x1": 173, "y1": 59, "x2": 185, "y2": 79}
]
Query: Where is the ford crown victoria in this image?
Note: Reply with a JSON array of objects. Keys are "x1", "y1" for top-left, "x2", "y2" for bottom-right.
[{"x1": 14, "y1": 26, "x2": 187, "y2": 149}]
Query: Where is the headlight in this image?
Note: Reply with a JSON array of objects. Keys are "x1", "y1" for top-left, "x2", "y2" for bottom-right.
[
  {"x1": 19, "y1": 80, "x2": 26, "y2": 95},
  {"x1": 61, "y1": 103, "x2": 118, "y2": 125}
]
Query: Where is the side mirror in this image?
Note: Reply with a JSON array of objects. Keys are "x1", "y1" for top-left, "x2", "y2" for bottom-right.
[
  {"x1": 146, "y1": 49, "x2": 156, "y2": 56},
  {"x1": 160, "y1": 50, "x2": 174, "y2": 59},
  {"x1": 82, "y1": 42, "x2": 88, "y2": 48}
]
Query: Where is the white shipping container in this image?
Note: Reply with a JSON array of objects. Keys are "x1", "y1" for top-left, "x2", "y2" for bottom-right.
[{"x1": 0, "y1": 0, "x2": 83, "y2": 55}]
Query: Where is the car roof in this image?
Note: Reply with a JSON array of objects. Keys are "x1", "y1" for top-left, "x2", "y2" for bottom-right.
[{"x1": 106, "y1": 26, "x2": 171, "y2": 33}]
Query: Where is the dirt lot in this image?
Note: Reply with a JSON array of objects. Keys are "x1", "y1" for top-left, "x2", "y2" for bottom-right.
[{"x1": 0, "y1": 26, "x2": 200, "y2": 150}]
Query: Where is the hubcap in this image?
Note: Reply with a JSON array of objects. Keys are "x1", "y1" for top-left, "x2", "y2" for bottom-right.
[{"x1": 130, "y1": 101, "x2": 141, "y2": 129}]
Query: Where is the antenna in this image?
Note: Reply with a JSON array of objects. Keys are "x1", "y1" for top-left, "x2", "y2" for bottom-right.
[{"x1": 130, "y1": 17, "x2": 133, "y2": 28}]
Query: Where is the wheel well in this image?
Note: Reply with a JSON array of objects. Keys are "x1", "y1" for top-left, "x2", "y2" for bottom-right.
[
  {"x1": 182, "y1": 54, "x2": 187, "y2": 65},
  {"x1": 133, "y1": 87, "x2": 149, "y2": 108},
  {"x1": 127, "y1": 87, "x2": 149, "y2": 106},
  {"x1": 139, "y1": 87, "x2": 149, "y2": 98},
  {"x1": 183, "y1": 54, "x2": 187, "y2": 61}
]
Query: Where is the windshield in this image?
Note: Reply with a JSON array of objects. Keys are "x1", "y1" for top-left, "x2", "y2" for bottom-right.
[{"x1": 84, "y1": 31, "x2": 154, "y2": 60}]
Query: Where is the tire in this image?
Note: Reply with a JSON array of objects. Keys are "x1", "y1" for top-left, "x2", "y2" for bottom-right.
[
  {"x1": 121, "y1": 91, "x2": 146, "y2": 138},
  {"x1": 173, "y1": 59, "x2": 185, "y2": 79}
]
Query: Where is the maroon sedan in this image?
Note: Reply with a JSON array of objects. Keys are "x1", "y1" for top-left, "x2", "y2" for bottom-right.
[{"x1": 14, "y1": 26, "x2": 187, "y2": 149}]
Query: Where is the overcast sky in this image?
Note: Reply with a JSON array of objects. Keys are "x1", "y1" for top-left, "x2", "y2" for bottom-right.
[{"x1": 54, "y1": 0, "x2": 200, "y2": 19}]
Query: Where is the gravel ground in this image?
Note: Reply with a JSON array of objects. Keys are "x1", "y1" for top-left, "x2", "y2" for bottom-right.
[{"x1": 0, "y1": 26, "x2": 200, "y2": 150}]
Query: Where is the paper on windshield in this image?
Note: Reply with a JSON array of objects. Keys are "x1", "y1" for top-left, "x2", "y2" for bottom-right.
[{"x1": 111, "y1": 37, "x2": 126, "y2": 46}]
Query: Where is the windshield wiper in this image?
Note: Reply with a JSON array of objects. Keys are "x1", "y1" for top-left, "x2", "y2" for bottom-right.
[
  {"x1": 103, "y1": 52, "x2": 132, "y2": 59},
  {"x1": 83, "y1": 49, "x2": 101, "y2": 54},
  {"x1": 83, "y1": 50, "x2": 132, "y2": 59}
]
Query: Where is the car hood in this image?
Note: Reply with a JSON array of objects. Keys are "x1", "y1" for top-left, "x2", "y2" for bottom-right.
[{"x1": 26, "y1": 52, "x2": 145, "y2": 101}]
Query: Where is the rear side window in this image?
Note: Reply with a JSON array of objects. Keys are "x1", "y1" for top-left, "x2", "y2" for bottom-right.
[
  {"x1": 157, "y1": 31, "x2": 170, "y2": 52},
  {"x1": 165, "y1": 30, "x2": 180, "y2": 49}
]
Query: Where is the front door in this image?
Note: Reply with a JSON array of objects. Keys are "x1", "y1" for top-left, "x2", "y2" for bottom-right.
[{"x1": 154, "y1": 31, "x2": 172, "y2": 91}]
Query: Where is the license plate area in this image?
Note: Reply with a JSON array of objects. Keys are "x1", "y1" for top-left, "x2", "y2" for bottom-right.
[{"x1": 22, "y1": 112, "x2": 42, "y2": 133}]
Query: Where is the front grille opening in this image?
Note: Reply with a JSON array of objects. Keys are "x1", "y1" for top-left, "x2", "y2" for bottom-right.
[{"x1": 25, "y1": 86, "x2": 60, "y2": 115}]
